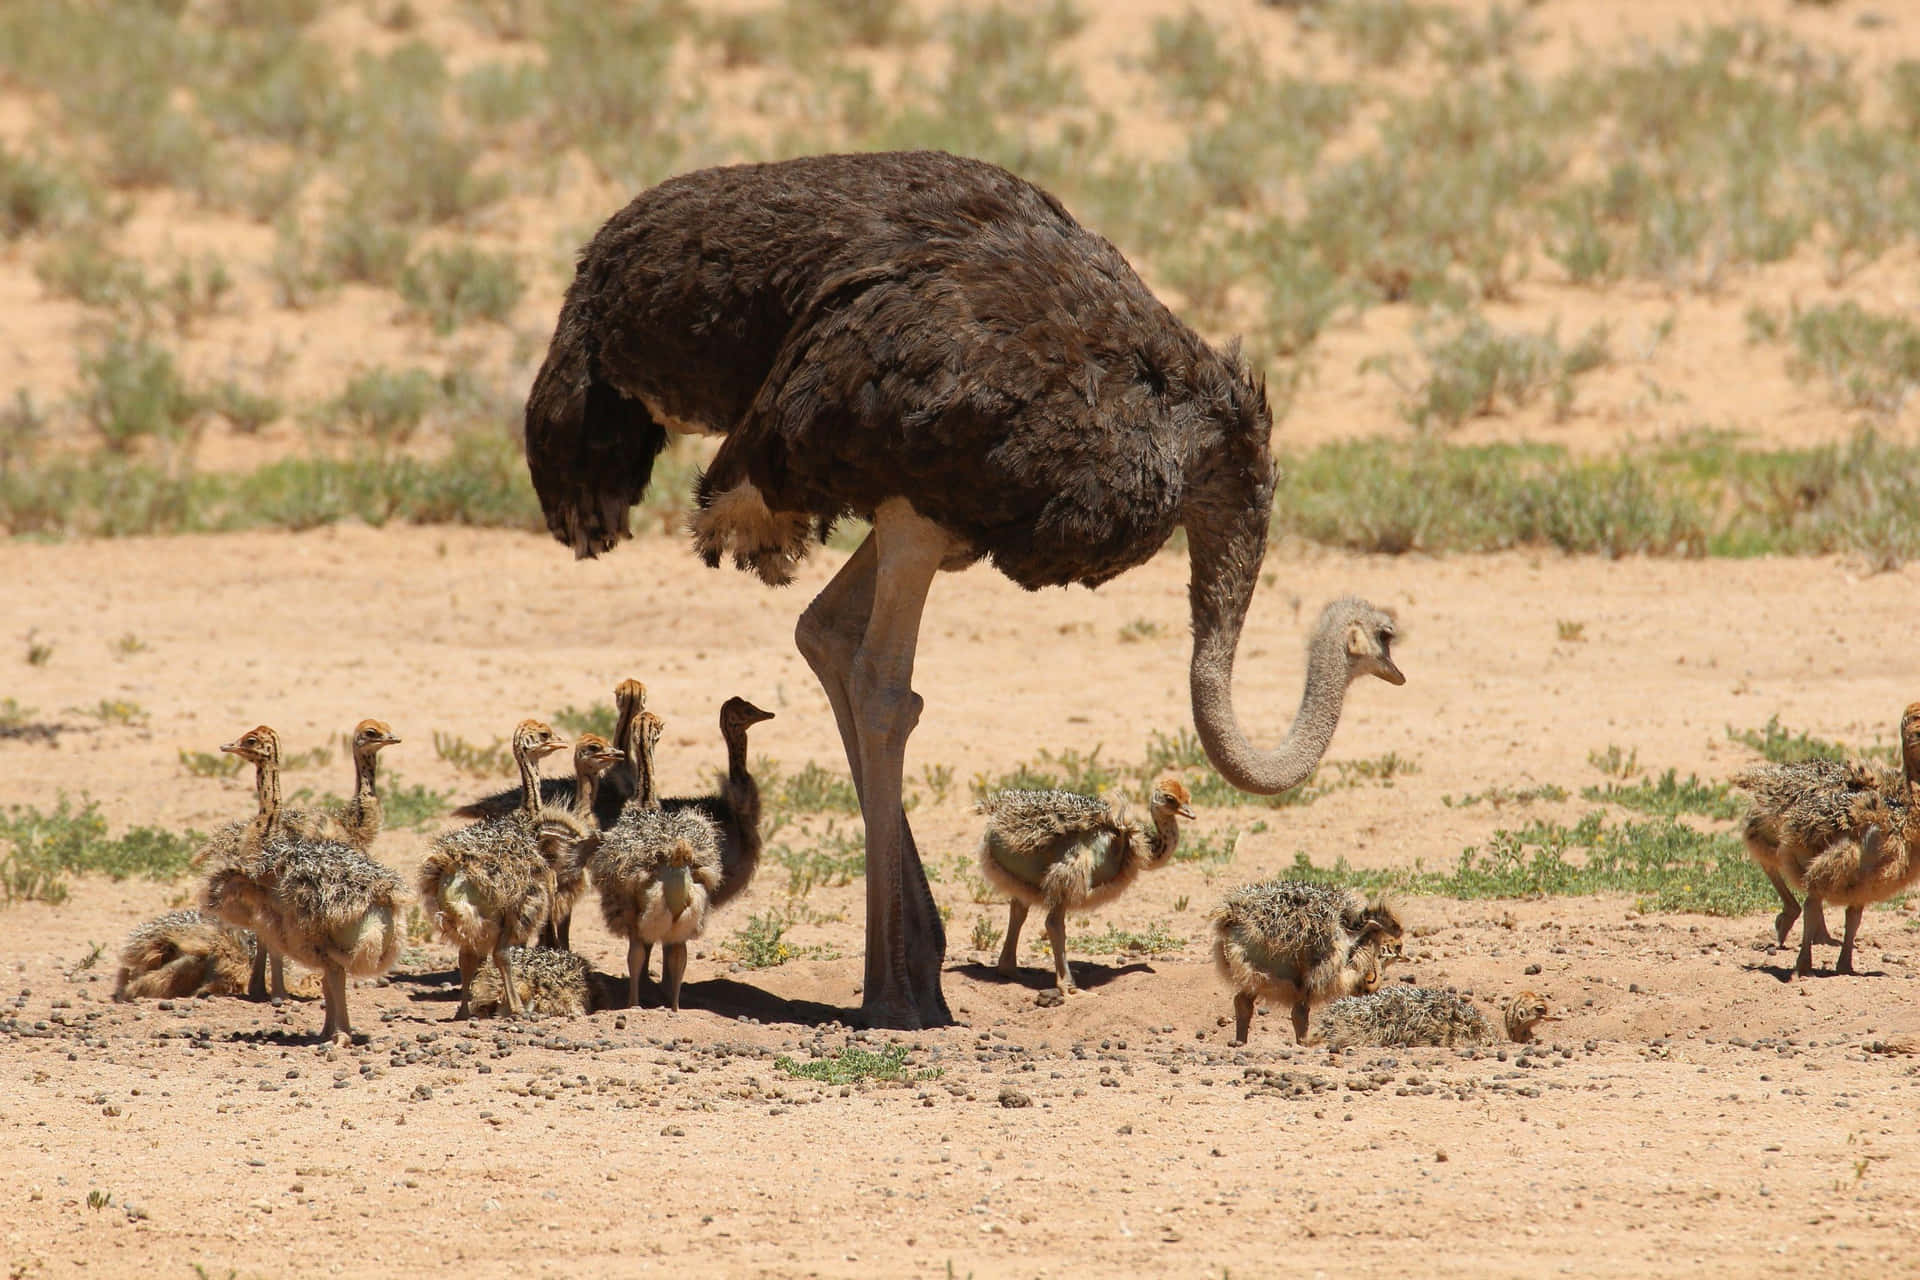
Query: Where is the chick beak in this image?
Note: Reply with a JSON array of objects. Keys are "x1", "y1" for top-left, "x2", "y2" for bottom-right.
[
  {"x1": 219, "y1": 738, "x2": 244, "y2": 755},
  {"x1": 1177, "y1": 805, "x2": 1197, "y2": 821}
]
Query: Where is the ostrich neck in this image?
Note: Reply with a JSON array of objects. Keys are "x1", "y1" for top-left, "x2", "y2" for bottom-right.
[
  {"x1": 575, "y1": 765, "x2": 600, "y2": 821},
  {"x1": 1146, "y1": 809, "x2": 1182, "y2": 861},
  {"x1": 348, "y1": 747, "x2": 381, "y2": 831},
  {"x1": 253, "y1": 755, "x2": 281, "y2": 840},
  {"x1": 1186, "y1": 497, "x2": 1347, "y2": 795},
  {"x1": 724, "y1": 725, "x2": 760, "y2": 823},
  {"x1": 637, "y1": 735, "x2": 660, "y2": 812},
  {"x1": 517, "y1": 747, "x2": 545, "y2": 820}
]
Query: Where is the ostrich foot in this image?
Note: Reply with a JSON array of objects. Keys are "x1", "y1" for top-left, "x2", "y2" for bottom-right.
[
  {"x1": 1230, "y1": 992, "x2": 1256, "y2": 1047},
  {"x1": 1772, "y1": 904, "x2": 1800, "y2": 947}
]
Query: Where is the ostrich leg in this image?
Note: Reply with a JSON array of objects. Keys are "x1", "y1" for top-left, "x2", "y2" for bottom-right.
[{"x1": 801, "y1": 501, "x2": 952, "y2": 1028}]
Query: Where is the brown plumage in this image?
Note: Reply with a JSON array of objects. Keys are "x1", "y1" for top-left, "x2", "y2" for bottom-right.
[
  {"x1": 977, "y1": 777, "x2": 1194, "y2": 997},
  {"x1": 451, "y1": 682, "x2": 642, "y2": 828},
  {"x1": 588, "y1": 710, "x2": 723, "y2": 1010},
  {"x1": 523, "y1": 150, "x2": 1408, "y2": 1029},
  {"x1": 467, "y1": 946, "x2": 600, "y2": 1019},
  {"x1": 335, "y1": 719, "x2": 401, "y2": 848},
  {"x1": 1788, "y1": 704, "x2": 1920, "y2": 976},
  {"x1": 1210, "y1": 879, "x2": 1404, "y2": 1045},
  {"x1": 1317, "y1": 987, "x2": 1555, "y2": 1050},
  {"x1": 418, "y1": 720, "x2": 573, "y2": 1019},
  {"x1": 112, "y1": 909, "x2": 254, "y2": 1001},
  {"x1": 1732, "y1": 704, "x2": 1920, "y2": 973},
  {"x1": 661, "y1": 696, "x2": 776, "y2": 911}
]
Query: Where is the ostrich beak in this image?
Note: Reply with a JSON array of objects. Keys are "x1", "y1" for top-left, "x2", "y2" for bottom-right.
[
  {"x1": 378, "y1": 732, "x2": 402, "y2": 746},
  {"x1": 1378, "y1": 657, "x2": 1406, "y2": 686},
  {"x1": 1176, "y1": 805, "x2": 1197, "y2": 821},
  {"x1": 219, "y1": 738, "x2": 243, "y2": 754}
]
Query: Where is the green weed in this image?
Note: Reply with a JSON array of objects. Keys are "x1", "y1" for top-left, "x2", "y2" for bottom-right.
[
  {"x1": 1444, "y1": 783, "x2": 1569, "y2": 808},
  {"x1": 1728, "y1": 715, "x2": 1896, "y2": 767},
  {"x1": 721, "y1": 910, "x2": 838, "y2": 969},
  {"x1": 179, "y1": 750, "x2": 243, "y2": 779},
  {"x1": 323, "y1": 367, "x2": 439, "y2": 449},
  {"x1": 551, "y1": 703, "x2": 616, "y2": 740},
  {"x1": 432, "y1": 731, "x2": 512, "y2": 777},
  {"x1": 774, "y1": 825, "x2": 865, "y2": 897},
  {"x1": 968, "y1": 912, "x2": 1003, "y2": 952},
  {"x1": 0, "y1": 795, "x2": 200, "y2": 906},
  {"x1": 1060, "y1": 921, "x2": 1183, "y2": 957},
  {"x1": 1583, "y1": 770, "x2": 1741, "y2": 820},
  {"x1": 397, "y1": 245, "x2": 523, "y2": 334},
  {"x1": 773, "y1": 1043, "x2": 937, "y2": 1085},
  {"x1": 769, "y1": 761, "x2": 861, "y2": 814}
]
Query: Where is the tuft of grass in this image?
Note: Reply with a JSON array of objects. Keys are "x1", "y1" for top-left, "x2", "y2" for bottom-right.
[
  {"x1": 551, "y1": 702, "x2": 616, "y2": 740},
  {"x1": 968, "y1": 912, "x2": 1003, "y2": 952},
  {"x1": 24, "y1": 632, "x2": 54, "y2": 666},
  {"x1": 323, "y1": 367, "x2": 439, "y2": 449},
  {"x1": 1444, "y1": 783, "x2": 1569, "y2": 808},
  {"x1": 721, "y1": 910, "x2": 838, "y2": 969},
  {"x1": 204, "y1": 380, "x2": 282, "y2": 435},
  {"x1": 73, "y1": 698, "x2": 146, "y2": 726},
  {"x1": 34, "y1": 233, "x2": 146, "y2": 310},
  {"x1": 1556, "y1": 619, "x2": 1586, "y2": 642},
  {"x1": 970, "y1": 747, "x2": 1123, "y2": 802},
  {"x1": 774, "y1": 826, "x2": 865, "y2": 897},
  {"x1": 76, "y1": 329, "x2": 202, "y2": 452},
  {"x1": 770, "y1": 761, "x2": 861, "y2": 814},
  {"x1": 318, "y1": 203, "x2": 414, "y2": 287},
  {"x1": 179, "y1": 750, "x2": 243, "y2": 779},
  {"x1": 0, "y1": 795, "x2": 200, "y2": 906},
  {"x1": 773, "y1": 1043, "x2": 938, "y2": 1085},
  {"x1": 1117, "y1": 618, "x2": 1165, "y2": 644},
  {"x1": 1374, "y1": 313, "x2": 1613, "y2": 432},
  {"x1": 1772, "y1": 301, "x2": 1920, "y2": 418},
  {"x1": 1583, "y1": 770, "x2": 1741, "y2": 820},
  {"x1": 1059, "y1": 921, "x2": 1183, "y2": 957},
  {"x1": 397, "y1": 245, "x2": 524, "y2": 334},
  {"x1": 432, "y1": 731, "x2": 512, "y2": 777},
  {"x1": 1588, "y1": 745, "x2": 1640, "y2": 778},
  {"x1": 0, "y1": 698, "x2": 38, "y2": 731},
  {"x1": 1728, "y1": 715, "x2": 1895, "y2": 767}
]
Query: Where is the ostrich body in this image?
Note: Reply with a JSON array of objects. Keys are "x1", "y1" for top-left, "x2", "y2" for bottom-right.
[
  {"x1": 1787, "y1": 704, "x2": 1920, "y2": 976},
  {"x1": 976, "y1": 777, "x2": 1194, "y2": 997},
  {"x1": 524, "y1": 150, "x2": 1406, "y2": 1027},
  {"x1": 1317, "y1": 987, "x2": 1555, "y2": 1049},
  {"x1": 467, "y1": 946, "x2": 599, "y2": 1018},
  {"x1": 452, "y1": 681, "x2": 641, "y2": 829},
  {"x1": 1210, "y1": 879, "x2": 1404, "y2": 1046},
  {"x1": 1731, "y1": 758, "x2": 1880, "y2": 951},
  {"x1": 418, "y1": 720, "x2": 574, "y2": 1019},
  {"x1": 112, "y1": 910, "x2": 254, "y2": 1002},
  {"x1": 589, "y1": 709, "x2": 724, "y2": 1010}
]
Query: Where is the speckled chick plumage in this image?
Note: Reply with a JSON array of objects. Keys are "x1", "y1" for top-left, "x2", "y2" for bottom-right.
[
  {"x1": 1732, "y1": 758, "x2": 1888, "y2": 886},
  {"x1": 1316, "y1": 986, "x2": 1487, "y2": 1048},
  {"x1": 1211, "y1": 880, "x2": 1404, "y2": 1011},
  {"x1": 112, "y1": 909, "x2": 254, "y2": 1001},
  {"x1": 976, "y1": 779, "x2": 1191, "y2": 913},
  {"x1": 588, "y1": 809, "x2": 723, "y2": 945},
  {"x1": 233, "y1": 834, "x2": 406, "y2": 977},
  {"x1": 467, "y1": 946, "x2": 598, "y2": 1018},
  {"x1": 420, "y1": 813, "x2": 562, "y2": 959}
]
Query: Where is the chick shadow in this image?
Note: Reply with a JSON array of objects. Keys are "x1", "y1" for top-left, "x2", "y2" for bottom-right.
[
  {"x1": 1742, "y1": 959, "x2": 1887, "y2": 983},
  {"x1": 657, "y1": 976, "x2": 862, "y2": 1029},
  {"x1": 391, "y1": 968, "x2": 465, "y2": 1003},
  {"x1": 952, "y1": 959, "x2": 1155, "y2": 993}
]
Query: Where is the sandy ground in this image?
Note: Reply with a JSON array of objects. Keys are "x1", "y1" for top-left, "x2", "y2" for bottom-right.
[{"x1": 3, "y1": 530, "x2": 1919, "y2": 1278}]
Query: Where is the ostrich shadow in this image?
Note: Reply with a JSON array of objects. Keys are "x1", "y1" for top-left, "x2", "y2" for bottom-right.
[
  {"x1": 1742, "y1": 959, "x2": 1887, "y2": 983},
  {"x1": 644, "y1": 976, "x2": 862, "y2": 1029},
  {"x1": 952, "y1": 959, "x2": 1155, "y2": 992}
]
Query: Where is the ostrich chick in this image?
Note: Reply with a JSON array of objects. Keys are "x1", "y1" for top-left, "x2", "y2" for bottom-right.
[
  {"x1": 590, "y1": 710, "x2": 723, "y2": 1010},
  {"x1": 112, "y1": 910, "x2": 254, "y2": 1001},
  {"x1": 977, "y1": 777, "x2": 1195, "y2": 997},
  {"x1": 1791, "y1": 704, "x2": 1920, "y2": 976},
  {"x1": 1732, "y1": 758, "x2": 1884, "y2": 951},
  {"x1": 467, "y1": 946, "x2": 600, "y2": 1018},
  {"x1": 1211, "y1": 879, "x2": 1404, "y2": 1045},
  {"x1": 418, "y1": 720, "x2": 574, "y2": 1019},
  {"x1": 452, "y1": 680, "x2": 643, "y2": 828},
  {"x1": 541, "y1": 732, "x2": 625, "y2": 950},
  {"x1": 663, "y1": 696, "x2": 777, "y2": 911},
  {"x1": 1317, "y1": 987, "x2": 1555, "y2": 1049},
  {"x1": 228, "y1": 830, "x2": 407, "y2": 1040}
]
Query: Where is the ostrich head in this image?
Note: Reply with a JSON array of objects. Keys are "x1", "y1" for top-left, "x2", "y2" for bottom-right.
[
  {"x1": 512, "y1": 720, "x2": 569, "y2": 763},
  {"x1": 1901, "y1": 703, "x2": 1920, "y2": 784},
  {"x1": 220, "y1": 725, "x2": 280, "y2": 765},
  {"x1": 349, "y1": 719, "x2": 401, "y2": 758},
  {"x1": 1335, "y1": 599, "x2": 1404, "y2": 688},
  {"x1": 1149, "y1": 777, "x2": 1197, "y2": 823},
  {"x1": 572, "y1": 732, "x2": 622, "y2": 780},
  {"x1": 720, "y1": 696, "x2": 776, "y2": 737},
  {"x1": 1504, "y1": 991, "x2": 1555, "y2": 1042}
]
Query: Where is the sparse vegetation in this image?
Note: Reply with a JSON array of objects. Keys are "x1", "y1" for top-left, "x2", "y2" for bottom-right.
[
  {"x1": 433, "y1": 731, "x2": 513, "y2": 777},
  {"x1": 721, "y1": 909, "x2": 839, "y2": 969},
  {"x1": 0, "y1": 796, "x2": 199, "y2": 906},
  {"x1": 773, "y1": 1043, "x2": 938, "y2": 1085},
  {"x1": 1582, "y1": 770, "x2": 1742, "y2": 821},
  {"x1": 1728, "y1": 715, "x2": 1896, "y2": 767},
  {"x1": 1059, "y1": 921, "x2": 1183, "y2": 957}
]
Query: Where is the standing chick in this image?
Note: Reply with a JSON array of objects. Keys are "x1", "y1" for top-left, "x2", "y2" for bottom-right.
[
  {"x1": 1317, "y1": 987, "x2": 1555, "y2": 1049},
  {"x1": 1210, "y1": 879, "x2": 1403, "y2": 1045},
  {"x1": 977, "y1": 777, "x2": 1195, "y2": 997}
]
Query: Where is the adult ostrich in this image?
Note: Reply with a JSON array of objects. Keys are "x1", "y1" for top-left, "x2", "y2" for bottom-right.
[{"x1": 524, "y1": 150, "x2": 1400, "y2": 1029}]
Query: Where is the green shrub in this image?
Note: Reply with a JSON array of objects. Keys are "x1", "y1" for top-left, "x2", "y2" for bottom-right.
[
  {"x1": 398, "y1": 245, "x2": 524, "y2": 333},
  {"x1": 75, "y1": 329, "x2": 202, "y2": 451}
]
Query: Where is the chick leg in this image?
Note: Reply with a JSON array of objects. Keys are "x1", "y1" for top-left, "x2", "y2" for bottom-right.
[
  {"x1": 1291, "y1": 999, "x2": 1311, "y2": 1044},
  {"x1": 1835, "y1": 905, "x2": 1865, "y2": 975},
  {"x1": 1762, "y1": 866, "x2": 1803, "y2": 947},
  {"x1": 1230, "y1": 991, "x2": 1255, "y2": 1047},
  {"x1": 1803, "y1": 898, "x2": 1838, "y2": 947},
  {"x1": 996, "y1": 900, "x2": 1028, "y2": 977},
  {"x1": 454, "y1": 947, "x2": 480, "y2": 1020},
  {"x1": 662, "y1": 942, "x2": 689, "y2": 1012},
  {"x1": 638, "y1": 942, "x2": 653, "y2": 984},
  {"x1": 627, "y1": 936, "x2": 645, "y2": 1010},
  {"x1": 1793, "y1": 891, "x2": 1826, "y2": 977},
  {"x1": 318, "y1": 962, "x2": 349, "y2": 1042},
  {"x1": 1045, "y1": 905, "x2": 1078, "y2": 996}
]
